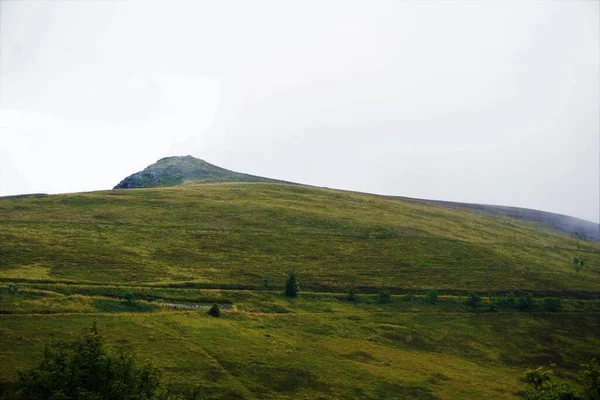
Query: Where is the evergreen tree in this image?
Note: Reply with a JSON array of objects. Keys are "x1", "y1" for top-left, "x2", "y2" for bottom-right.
[{"x1": 284, "y1": 270, "x2": 299, "y2": 298}]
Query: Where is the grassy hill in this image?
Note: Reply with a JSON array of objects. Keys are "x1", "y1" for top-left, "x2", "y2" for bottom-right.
[{"x1": 1, "y1": 182, "x2": 599, "y2": 399}]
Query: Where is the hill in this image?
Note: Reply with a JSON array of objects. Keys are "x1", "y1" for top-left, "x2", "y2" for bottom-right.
[
  {"x1": 398, "y1": 197, "x2": 600, "y2": 242},
  {"x1": 113, "y1": 155, "x2": 290, "y2": 189},
  {"x1": 1, "y1": 182, "x2": 599, "y2": 399}
]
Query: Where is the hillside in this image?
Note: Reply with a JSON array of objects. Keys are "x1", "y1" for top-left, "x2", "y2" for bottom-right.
[
  {"x1": 1, "y1": 183, "x2": 599, "y2": 399},
  {"x1": 399, "y1": 197, "x2": 600, "y2": 242},
  {"x1": 113, "y1": 155, "x2": 290, "y2": 189}
]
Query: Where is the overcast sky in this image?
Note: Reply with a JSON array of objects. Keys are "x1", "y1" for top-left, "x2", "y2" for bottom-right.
[{"x1": 1, "y1": 1, "x2": 598, "y2": 222}]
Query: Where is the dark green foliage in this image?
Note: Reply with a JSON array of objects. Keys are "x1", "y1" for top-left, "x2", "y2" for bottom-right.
[
  {"x1": 426, "y1": 289, "x2": 438, "y2": 304},
  {"x1": 573, "y1": 257, "x2": 585, "y2": 273},
  {"x1": 518, "y1": 293, "x2": 535, "y2": 311},
  {"x1": 522, "y1": 364, "x2": 584, "y2": 400},
  {"x1": 207, "y1": 304, "x2": 220, "y2": 317},
  {"x1": 488, "y1": 294, "x2": 499, "y2": 312},
  {"x1": 123, "y1": 291, "x2": 136, "y2": 304},
  {"x1": 467, "y1": 292, "x2": 481, "y2": 307},
  {"x1": 284, "y1": 270, "x2": 298, "y2": 298},
  {"x1": 498, "y1": 292, "x2": 516, "y2": 309},
  {"x1": 580, "y1": 358, "x2": 600, "y2": 399},
  {"x1": 403, "y1": 293, "x2": 416, "y2": 302},
  {"x1": 346, "y1": 288, "x2": 357, "y2": 302},
  {"x1": 16, "y1": 322, "x2": 163, "y2": 400},
  {"x1": 378, "y1": 289, "x2": 391, "y2": 304},
  {"x1": 543, "y1": 297, "x2": 562, "y2": 312}
]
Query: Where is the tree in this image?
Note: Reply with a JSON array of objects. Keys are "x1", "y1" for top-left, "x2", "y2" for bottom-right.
[
  {"x1": 518, "y1": 293, "x2": 534, "y2": 311},
  {"x1": 16, "y1": 322, "x2": 162, "y2": 400},
  {"x1": 543, "y1": 297, "x2": 562, "y2": 312},
  {"x1": 522, "y1": 364, "x2": 583, "y2": 400},
  {"x1": 426, "y1": 289, "x2": 438, "y2": 304},
  {"x1": 284, "y1": 270, "x2": 299, "y2": 298},
  {"x1": 208, "y1": 304, "x2": 220, "y2": 318},
  {"x1": 378, "y1": 289, "x2": 391, "y2": 304},
  {"x1": 573, "y1": 257, "x2": 585, "y2": 273},
  {"x1": 123, "y1": 291, "x2": 136, "y2": 304},
  {"x1": 346, "y1": 288, "x2": 357, "y2": 302},
  {"x1": 581, "y1": 358, "x2": 600, "y2": 399},
  {"x1": 467, "y1": 292, "x2": 482, "y2": 307}
]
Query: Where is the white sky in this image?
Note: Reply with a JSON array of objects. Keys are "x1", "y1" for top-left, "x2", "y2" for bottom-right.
[{"x1": 0, "y1": 0, "x2": 598, "y2": 222}]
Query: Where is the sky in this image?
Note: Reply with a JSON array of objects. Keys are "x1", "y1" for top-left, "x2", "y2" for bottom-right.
[{"x1": 0, "y1": 1, "x2": 599, "y2": 223}]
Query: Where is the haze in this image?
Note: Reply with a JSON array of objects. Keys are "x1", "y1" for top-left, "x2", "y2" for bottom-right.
[{"x1": 1, "y1": 1, "x2": 598, "y2": 222}]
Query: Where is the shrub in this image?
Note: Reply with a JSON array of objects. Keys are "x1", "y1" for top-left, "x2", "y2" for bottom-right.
[
  {"x1": 403, "y1": 293, "x2": 416, "y2": 302},
  {"x1": 488, "y1": 295, "x2": 499, "y2": 312},
  {"x1": 378, "y1": 289, "x2": 391, "y2": 304},
  {"x1": 16, "y1": 322, "x2": 162, "y2": 399},
  {"x1": 467, "y1": 292, "x2": 482, "y2": 307},
  {"x1": 284, "y1": 270, "x2": 299, "y2": 298},
  {"x1": 208, "y1": 304, "x2": 220, "y2": 317},
  {"x1": 426, "y1": 289, "x2": 438, "y2": 304},
  {"x1": 543, "y1": 297, "x2": 562, "y2": 312},
  {"x1": 123, "y1": 290, "x2": 136, "y2": 304},
  {"x1": 498, "y1": 292, "x2": 516, "y2": 309},
  {"x1": 347, "y1": 288, "x2": 357, "y2": 302},
  {"x1": 518, "y1": 293, "x2": 534, "y2": 311}
]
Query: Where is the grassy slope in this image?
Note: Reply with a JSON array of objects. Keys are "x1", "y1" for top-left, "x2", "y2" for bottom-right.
[
  {"x1": 1, "y1": 183, "x2": 599, "y2": 291},
  {"x1": 1, "y1": 183, "x2": 599, "y2": 399}
]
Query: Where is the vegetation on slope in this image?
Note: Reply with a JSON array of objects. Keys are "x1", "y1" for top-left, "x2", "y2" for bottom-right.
[{"x1": 1, "y1": 183, "x2": 599, "y2": 399}]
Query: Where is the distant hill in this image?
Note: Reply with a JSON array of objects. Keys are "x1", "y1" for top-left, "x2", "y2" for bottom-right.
[
  {"x1": 395, "y1": 197, "x2": 600, "y2": 242},
  {"x1": 113, "y1": 155, "x2": 291, "y2": 189}
]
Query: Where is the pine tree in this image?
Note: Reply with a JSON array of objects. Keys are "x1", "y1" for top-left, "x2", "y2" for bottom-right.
[{"x1": 284, "y1": 270, "x2": 299, "y2": 298}]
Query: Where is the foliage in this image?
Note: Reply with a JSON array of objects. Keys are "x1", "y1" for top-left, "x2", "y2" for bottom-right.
[
  {"x1": 378, "y1": 289, "x2": 391, "y2": 304},
  {"x1": 497, "y1": 292, "x2": 516, "y2": 309},
  {"x1": 207, "y1": 304, "x2": 220, "y2": 318},
  {"x1": 123, "y1": 291, "x2": 136, "y2": 304},
  {"x1": 518, "y1": 293, "x2": 535, "y2": 311},
  {"x1": 15, "y1": 322, "x2": 163, "y2": 400},
  {"x1": 346, "y1": 288, "x2": 357, "y2": 302},
  {"x1": 284, "y1": 270, "x2": 299, "y2": 298},
  {"x1": 580, "y1": 358, "x2": 600, "y2": 399},
  {"x1": 426, "y1": 289, "x2": 438, "y2": 304},
  {"x1": 573, "y1": 257, "x2": 585, "y2": 273},
  {"x1": 466, "y1": 292, "x2": 481, "y2": 307},
  {"x1": 521, "y1": 362, "x2": 600, "y2": 400},
  {"x1": 543, "y1": 297, "x2": 563, "y2": 312},
  {"x1": 488, "y1": 294, "x2": 499, "y2": 312}
]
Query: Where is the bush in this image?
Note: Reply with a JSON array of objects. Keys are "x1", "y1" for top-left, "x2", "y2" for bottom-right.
[
  {"x1": 378, "y1": 289, "x2": 391, "y2": 304},
  {"x1": 346, "y1": 288, "x2": 357, "y2": 302},
  {"x1": 518, "y1": 293, "x2": 534, "y2": 311},
  {"x1": 208, "y1": 304, "x2": 220, "y2": 317},
  {"x1": 16, "y1": 322, "x2": 163, "y2": 399},
  {"x1": 426, "y1": 289, "x2": 438, "y2": 304},
  {"x1": 488, "y1": 295, "x2": 499, "y2": 312},
  {"x1": 498, "y1": 292, "x2": 516, "y2": 309},
  {"x1": 467, "y1": 292, "x2": 482, "y2": 307},
  {"x1": 284, "y1": 270, "x2": 299, "y2": 298},
  {"x1": 403, "y1": 293, "x2": 416, "y2": 302},
  {"x1": 123, "y1": 290, "x2": 136, "y2": 304},
  {"x1": 543, "y1": 297, "x2": 562, "y2": 312}
]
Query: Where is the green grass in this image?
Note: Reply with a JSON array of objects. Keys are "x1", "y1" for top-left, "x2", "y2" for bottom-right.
[{"x1": 0, "y1": 183, "x2": 599, "y2": 398}]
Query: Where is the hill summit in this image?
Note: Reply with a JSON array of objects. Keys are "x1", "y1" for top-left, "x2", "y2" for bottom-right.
[{"x1": 114, "y1": 155, "x2": 288, "y2": 189}]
